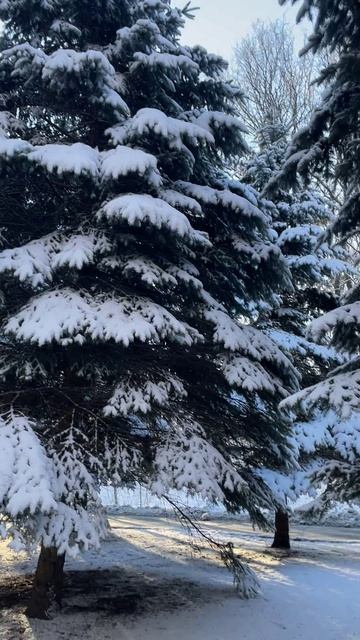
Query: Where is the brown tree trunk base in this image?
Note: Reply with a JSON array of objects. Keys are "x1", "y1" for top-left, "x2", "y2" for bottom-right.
[
  {"x1": 26, "y1": 545, "x2": 65, "y2": 619},
  {"x1": 271, "y1": 509, "x2": 290, "y2": 549}
]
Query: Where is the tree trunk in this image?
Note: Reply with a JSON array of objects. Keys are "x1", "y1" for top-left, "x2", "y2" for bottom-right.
[
  {"x1": 271, "y1": 509, "x2": 290, "y2": 549},
  {"x1": 26, "y1": 544, "x2": 66, "y2": 619},
  {"x1": 113, "y1": 484, "x2": 119, "y2": 506}
]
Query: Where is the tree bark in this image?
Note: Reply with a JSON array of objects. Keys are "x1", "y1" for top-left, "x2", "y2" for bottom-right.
[
  {"x1": 26, "y1": 544, "x2": 66, "y2": 619},
  {"x1": 113, "y1": 484, "x2": 119, "y2": 506},
  {"x1": 271, "y1": 509, "x2": 290, "y2": 549}
]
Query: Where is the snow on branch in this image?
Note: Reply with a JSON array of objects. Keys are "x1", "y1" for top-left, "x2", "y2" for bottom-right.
[
  {"x1": 151, "y1": 430, "x2": 248, "y2": 501},
  {"x1": 287, "y1": 254, "x2": 355, "y2": 279},
  {"x1": 4, "y1": 288, "x2": 200, "y2": 346},
  {"x1": 107, "y1": 107, "x2": 215, "y2": 149},
  {"x1": 159, "y1": 189, "x2": 203, "y2": 214},
  {"x1": 101, "y1": 253, "x2": 177, "y2": 286},
  {"x1": 100, "y1": 146, "x2": 161, "y2": 186},
  {"x1": 291, "y1": 410, "x2": 360, "y2": 461},
  {"x1": 26, "y1": 142, "x2": 161, "y2": 186},
  {"x1": 218, "y1": 353, "x2": 288, "y2": 397},
  {"x1": 38, "y1": 502, "x2": 107, "y2": 557},
  {"x1": 204, "y1": 308, "x2": 299, "y2": 388},
  {"x1": 0, "y1": 412, "x2": 56, "y2": 518},
  {"x1": 281, "y1": 369, "x2": 360, "y2": 420},
  {"x1": 0, "y1": 415, "x2": 117, "y2": 554},
  {"x1": 104, "y1": 375, "x2": 187, "y2": 417},
  {"x1": 0, "y1": 111, "x2": 24, "y2": 137},
  {"x1": 268, "y1": 329, "x2": 344, "y2": 364},
  {"x1": 176, "y1": 181, "x2": 269, "y2": 225},
  {"x1": 195, "y1": 110, "x2": 248, "y2": 136},
  {"x1": 232, "y1": 235, "x2": 281, "y2": 263},
  {"x1": 0, "y1": 231, "x2": 111, "y2": 286},
  {"x1": 97, "y1": 193, "x2": 210, "y2": 245},
  {"x1": 0, "y1": 135, "x2": 163, "y2": 189},
  {"x1": 2, "y1": 44, "x2": 128, "y2": 116},
  {"x1": 28, "y1": 142, "x2": 100, "y2": 176},
  {"x1": 50, "y1": 19, "x2": 82, "y2": 40},
  {"x1": 101, "y1": 253, "x2": 203, "y2": 290},
  {"x1": 309, "y1": 302, "x2": 360, "y2": 343},
  {"x1": 130, "y1": 51, "x2": 198, "y2": 75},
  {"x1": 0, "y1": 136, "x2": 31, "y2": 158}
]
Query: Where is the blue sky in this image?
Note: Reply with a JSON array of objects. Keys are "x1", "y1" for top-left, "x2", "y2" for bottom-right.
[{"x1": 182, "y1": 0, "x2": 307, "y2": 62}]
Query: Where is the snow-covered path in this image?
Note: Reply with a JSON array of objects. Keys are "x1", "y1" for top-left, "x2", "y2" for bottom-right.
[{"x1": 1, "y1": 515, "x2": 359, "y2": 640}]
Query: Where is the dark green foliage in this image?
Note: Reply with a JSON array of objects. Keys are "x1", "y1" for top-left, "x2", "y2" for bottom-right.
[{"x1": 269, "y1": 0, "x2": 360, "y2": 506}]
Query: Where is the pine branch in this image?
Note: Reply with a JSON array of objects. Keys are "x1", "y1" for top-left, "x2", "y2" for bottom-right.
[
  {"x1": 163, "y1": 495, "x2": 260, "y2": 598},
  {"x1": 181, "y1": 3, "x2": 200, "y2": 20}
]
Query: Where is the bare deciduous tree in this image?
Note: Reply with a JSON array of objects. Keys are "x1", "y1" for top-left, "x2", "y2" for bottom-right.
[{"x1": 232, "y1": 19, "x2": 319, "y2": 138}]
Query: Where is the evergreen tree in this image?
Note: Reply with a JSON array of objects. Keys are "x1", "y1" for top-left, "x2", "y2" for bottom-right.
[
  {"x1": 266, "y1": 0, "x2": 360, "y2": 514},
  {"x1": 0, "y1": 0, "x2": 297, "y2": 614},
  {"x1": 243, "y1": 124, "x2": 354, "y2": 545}
]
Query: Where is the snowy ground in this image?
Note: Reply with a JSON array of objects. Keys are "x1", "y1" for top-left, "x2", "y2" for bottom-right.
[
  {"x1": 101, "y1": 485, "x2": 360, "y2": 527},
  {"x1": 1, "y1": 515, "x2": 360, "y2": 640}
]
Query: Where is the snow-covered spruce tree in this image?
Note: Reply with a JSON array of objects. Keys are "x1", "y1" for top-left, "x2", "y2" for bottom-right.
[
  {"x1": 264, "y1": 0, "x2": 360, "y2": 514},
  {"x1": 0, "y1": 0, "x2": 297, "y2": 614},
  {"x1": 102, "y1": 5, "x2": 301, "y2": 528},
  {"x1": 245, "y1": 126, "x2": 352, "y2": 384},
  {"x1": 243, "y1": 124, "x2": 354, "y2": 546}
]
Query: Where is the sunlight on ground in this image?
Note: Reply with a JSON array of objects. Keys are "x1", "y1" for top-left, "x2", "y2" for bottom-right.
[
  {"x1": 0, "y1": 541, "x2": 27, "y2": 565},
  {"x1": 0, "y1": 540, "x2": 33, "y2": 573},
  {"x1": 108, "y1": 517, "x2": 297, "y2": 586},
  {"x1": 1, "y1": 517, "x2": 360, "y2": 640}
]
